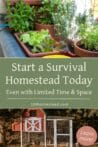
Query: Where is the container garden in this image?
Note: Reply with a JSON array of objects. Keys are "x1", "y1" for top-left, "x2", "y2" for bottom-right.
[
  {"x1": 73, "y1": 9, "x2": 98, "y2": 57},
  {"x1": 35, "y1": 0, "x2": 59, "y2": 38},
  {"x1": 74, "y1": 40, "x2": 98, "y2": 57},
  {"x1": 4, "y1": 0, "x2": 42, "y2": 6},
  {"x1": 14, "y1": 30, "x2": 75, "y2": 57},
  {"x1": 74, "y1": 24, "x2": 98, "y2": 57}
]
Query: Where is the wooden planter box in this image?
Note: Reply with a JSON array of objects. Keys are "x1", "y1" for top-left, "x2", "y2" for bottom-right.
[{"x1": 14, "y1": 33, "x2": 75, "y2": 58}]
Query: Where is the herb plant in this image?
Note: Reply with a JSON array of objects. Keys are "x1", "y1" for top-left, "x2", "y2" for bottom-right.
[
  {"x1": 75, "y1": 9, "x2": 94, "y2": 38},
  {"x1": 36, "y1": 0, "x2": 60, "y2": 24},
  {"x1": 76, "y1": 12, "x2": 88, "y2": 26},
  {"x1": 20, "y1": 30, "x2": 55, "y2": 53},
  {"x1": 79, "y1": 25, "x2": 98, "y2": 51},
  {"x1": 6, "y1": 0, "x2": 35, "y2": 32},
  {"x1": 52, "y1": 0, "x2": 76, "y2": 40}
]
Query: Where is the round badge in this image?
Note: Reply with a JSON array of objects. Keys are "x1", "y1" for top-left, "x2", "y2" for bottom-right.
[{"x1": 76, "y1": 126, "x2": 97, "y2": 146}]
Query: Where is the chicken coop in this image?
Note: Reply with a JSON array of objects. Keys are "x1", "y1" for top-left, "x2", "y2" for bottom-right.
[{"x1": 11, "y1": 109, "x2": 73, "y2": 147}]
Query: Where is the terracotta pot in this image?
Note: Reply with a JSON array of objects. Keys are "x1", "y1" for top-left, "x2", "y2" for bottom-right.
[
  {"x1": 14, "y1": 33, "x2": 75, "y2": 57},
  {"x1": 4, "y1": 0, "x2": 42, "y2": 6},
  {"x1": 35, "y1": 23, "x2": 56, "y2": 38},
  {"x1": 24, "y1": 0, "x2": 42, "y2": 5},
  {"x1": 74, "y1": 41, "x2": 98, "y2": 57}
]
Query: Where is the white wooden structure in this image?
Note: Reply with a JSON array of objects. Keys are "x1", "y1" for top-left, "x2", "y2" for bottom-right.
[
  {"x1": 20, "y1": 115, "x2": 73, "y2": 147},
  {"x1": 20, "y1": 109, "x2": 46, "y2": 147},
  {"x1": 46, "y1": 116, "x2": 73, "y2": 147}
]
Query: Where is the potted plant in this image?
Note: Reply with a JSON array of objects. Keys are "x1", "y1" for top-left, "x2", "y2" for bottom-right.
[
  {"x1": 74, "y1": 24, "x2": 98, "y2": 57},
  {"x1": 15, "y1": 29, "x2": 73, "y2": 57},
  {"x1": 6, "y1": 0, "x2": 35, "y2": 33},
  {"x1": 35, "y1": 0, "x2": 60, "y2": 38},
  {"x1": 52, "y1": 0, "x2": 76, "y2": 51},
  {"x1": 73, "y1": 9, "x2": 98, "y2": 57}
]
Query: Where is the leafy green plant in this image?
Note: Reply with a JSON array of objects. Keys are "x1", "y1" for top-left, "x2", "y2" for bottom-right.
[
  {"x1": 20, "y1": 30, "x2": 55, "y2": 53},
  {"x1": 76, "y1": 12, "x2": 87, "y2": 26},
  {"x1": 52, "y1": 0, "x2": 76, "y2": 40},
  {"x1": 75, "y1": 9, "x2": 94, "y2": 38},
  {"x1": 79, "y1": 25, "x2": 98, "y2": 51},
  {"x1": 6, "y1": 0, "x2": 35, "y2": 32},
  {"x1": 36, "y1": 0, "x2": 60, "y2": 24}
]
